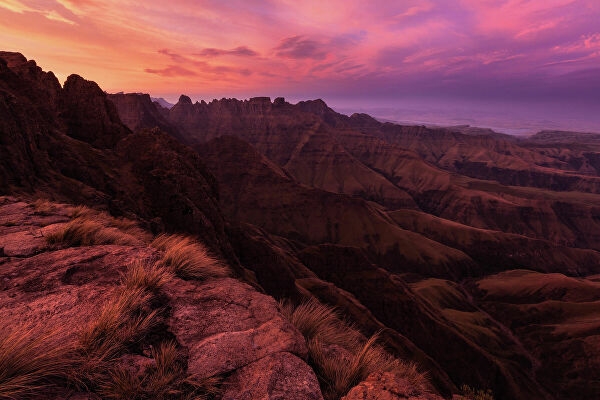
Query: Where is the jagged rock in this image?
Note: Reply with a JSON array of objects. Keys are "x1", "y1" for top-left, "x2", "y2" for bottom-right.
[
  {"x1": 107, "y1": 92, "x2": 180, "y2": 138},
  {"x1": 342, "y1": 371, "x2": 443, "y2": 400},
  {"x1": 163, "y1": 277, "x2": 308, "y2": 379},
  {"x1": 221, "y1": 352, "x2": 323, "y2": 400},
  {"x1": 61, "y1": 74, "x2": 130, "y2": 148}
]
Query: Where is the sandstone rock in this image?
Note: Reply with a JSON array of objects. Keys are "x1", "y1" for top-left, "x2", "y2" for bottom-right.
[
  {"x1": 164, "y1": 277, "x2": 307, "y2": 379},
  {"x1": 0, "y1": 229, "x2": 48, "y2": 257},
  {"x1": 342, "y1": 371, "x2": 443, "y2": 400},
  {"x1": 0, "y1": 244, "x2": 156, "y2": 337},
  {"x1": 222, "y1": 352, "x2": 323, "y2": 400}
]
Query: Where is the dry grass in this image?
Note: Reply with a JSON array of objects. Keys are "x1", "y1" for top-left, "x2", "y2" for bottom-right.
[
  {"x1": 460, "y1": 385, "x2": 495, "y2": 400},
  {"x1": 281, "y1": 299, "x2": 429, "y2": 400},
  {"x1": 121, "y1": 261, "x2": 173, "y2": 293},
  {"x1": 31, "y1": 198, "x2": 57, "y2": 216},
  {"x1": 80, "y1": 287, "x2": 157, "y2": 356},
  {"x1": 279, "y1": 298, "x2": 361, "y2": 348},
  {"x1": 69, "y1": 205, "x2": 97, "y2": 219},
  {"x1": 151, "y1": 234, "x2": 229, "y2": 280},
  {"x1": 0, "y1": 326, "x2": 73, "y2": 399},
  {"x1": 71, "y1": 287, "x2": 160, "y2": 390},
  {"x1": 46, "y1": 216, "x2": 140, "y2": 247},
  {"x1": 98, "y1": 341, "x2": 221, "y2": 400}
]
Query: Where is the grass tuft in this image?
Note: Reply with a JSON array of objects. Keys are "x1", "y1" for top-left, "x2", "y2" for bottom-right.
[
  {"x1": 79, "y1": 287, "x2": 157, "y2": 356},
  {"x1": 279, "y1": 298, "x2": 361, "y2": 349},
  {"x1": 0, "y1": 326, "x2": 73, "y2": 399},
  {"x1": 151, "y1": 234, "x2": 230, "y2": 280},
  {"x1": 31, "y1": 198, "x2": 57, "y2": 216},
  {"x1": 460, "y1": 384, "x2": 495, "y2": 400},
  {"x1": 71, "y1": 287, "x2": 160, "y2": 390},
  {"x1": 46, "y1": 216, "x2": 140, "y2": 247},
  {"x1": 281, "y1": 299, "x2": 429, "y2": 400},
  {"x1": 121, "y1": 261, "x2": 173, "y2": 293},
  {"x1": 98, "y1": 341, "x2": 222, "y2": 400}
]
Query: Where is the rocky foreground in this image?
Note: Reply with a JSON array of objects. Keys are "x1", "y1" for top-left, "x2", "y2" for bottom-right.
[{"x1": 0, "y1": 196, "x2": 454, "y2": 399}]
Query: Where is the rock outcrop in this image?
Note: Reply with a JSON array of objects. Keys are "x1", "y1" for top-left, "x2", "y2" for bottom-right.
[{"x1": 0, "y1": 196, "x2": 323, "y2": 399}]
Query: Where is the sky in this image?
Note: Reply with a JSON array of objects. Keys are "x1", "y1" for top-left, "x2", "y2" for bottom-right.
[{"x1": 1, "y1": 0, "x2": 600, "y2": 132}]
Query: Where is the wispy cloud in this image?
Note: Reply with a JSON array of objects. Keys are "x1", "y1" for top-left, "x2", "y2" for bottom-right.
[
  {"x1": 196, "y1": 46, "x2": 258, "y2": 57},
  {"x1": 145, "y1": 65, "x2": 198, "y2": 77}
]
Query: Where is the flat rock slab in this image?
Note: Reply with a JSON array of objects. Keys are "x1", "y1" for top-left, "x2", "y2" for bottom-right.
[
  {"x1": 0, "y1": 244, "x2": 156, "y2": 339},
  {"x1": 164, "y1": 277, "x2": 307, "y2": 378},
  {"x1": 342, "y1": 371, "x2": 443, "y2": 400},
  {"x1": 222, "y1": 352, "x2": 323, "y2": 400},
  {"x1": 0, "y1": 223, "x2": 67, "y2": 257}
]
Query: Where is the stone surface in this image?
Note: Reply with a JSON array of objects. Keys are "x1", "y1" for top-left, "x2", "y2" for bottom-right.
[
  {"x1": 222, "y1": 352, "x2": 323, "y2": 400},
  {"x1": 342, "y1": 371, "x2": 443, "y2": 400},
  {"x1": 164, "y1": 277, "x2": 308, "y2": 378}
]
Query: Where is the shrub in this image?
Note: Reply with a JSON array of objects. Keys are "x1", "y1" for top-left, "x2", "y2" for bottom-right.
[
  {"x1": 151, "y1": 234, "x2": 229, "y2": 280},
  {"x1": 0, "y1": 326, "x2": 73, "y2": 399}
]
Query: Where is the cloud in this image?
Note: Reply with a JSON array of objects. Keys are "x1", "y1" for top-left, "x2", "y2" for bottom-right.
[
  {"x1": 275, "y1": 36, "x2": 329, "y2": 60},
  {"x1": 145, "y1": 65, "x2": 198, "y2": 77},
  {"x1": 196, "y1": 46, "x2": 258, "y2": 57},
  {"x1": 150, "y1": 49, "x2": 253, "y2": 78},
  {"x1": 4, "y1": 0, "x2": 600, "y2": 106},
  {"x1": 0, "y1": 0, "x2": 77, "y2": 25}
]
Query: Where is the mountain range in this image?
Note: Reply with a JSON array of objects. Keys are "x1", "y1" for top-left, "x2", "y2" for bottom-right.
[{"x1": 2, "y1": 51, "x2": 599, "y2": 399}]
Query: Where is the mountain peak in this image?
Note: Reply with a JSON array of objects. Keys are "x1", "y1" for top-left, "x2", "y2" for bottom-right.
[
  {"x1": 0, "y1": 51, "x2": 28, "y2": 68},
  {"x1": 178, "y1": 94, "x2": 192, "y2": 104}
]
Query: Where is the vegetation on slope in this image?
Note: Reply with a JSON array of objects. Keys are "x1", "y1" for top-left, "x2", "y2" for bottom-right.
[{"x1": 280, "y1": 298, "x2": 430, "y2": 400}]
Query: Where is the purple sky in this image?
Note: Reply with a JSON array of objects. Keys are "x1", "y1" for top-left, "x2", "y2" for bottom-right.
[{"x1": 1, "y1": 0, "x2": 599, "y2": 130}]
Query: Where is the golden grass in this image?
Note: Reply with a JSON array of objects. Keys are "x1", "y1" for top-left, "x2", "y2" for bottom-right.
[
  {"x1": 121, "y1": 261, "x2": 173, "y2": 293},
  {"x1": 0, "y1": 326, "x2": 73, "y2": 399},
  {"x1": 460, "y1": 385, "x2": 495, "y2": 400},
  {"x1": 71, "y1": 287, "x2": 160, "y2": 391},
  {"x1": 80, "y1": 287, "x2": 157, "y2": 356},
  {"x1": 69, "y1": 205, "x2": 96, "y2": 219},
  {"x1": 31, "y1": 198, "x2": 57, "y2": 216},
  {"x1": 281, "y1": 299, "x2": 429, "y2": 400},
  {"x1": 46, "y1": 216, "x2": 140, "y2": 247},
  {"x1": 98, "y1": 341, "x2": 221, "y2": 400},
  {"x1": 279, "y1": 298, "x2": 361, "y2": 348},
  {"x1": 151, "y1": 234, "x2": 230, "y2": 280}
]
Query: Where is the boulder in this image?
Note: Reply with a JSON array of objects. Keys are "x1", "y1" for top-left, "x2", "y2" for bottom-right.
[{"x1": 164, "y1": 277, "x2": 308, "y2": 378}]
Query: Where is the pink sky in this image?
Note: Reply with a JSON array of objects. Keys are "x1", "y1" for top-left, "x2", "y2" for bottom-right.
[{"x1": 1, "y1": 0, "x2": 600, "y2": 104}]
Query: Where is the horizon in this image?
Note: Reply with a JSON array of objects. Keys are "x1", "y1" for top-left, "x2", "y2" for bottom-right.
[{"x1": 2, "y1": 0, "x2": 600, "y2": 134}]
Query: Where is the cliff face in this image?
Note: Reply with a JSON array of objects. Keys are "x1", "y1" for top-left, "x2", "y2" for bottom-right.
[{"x1": 0, "y1": 52, "x2": 233, "y2": 261}]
